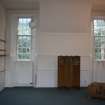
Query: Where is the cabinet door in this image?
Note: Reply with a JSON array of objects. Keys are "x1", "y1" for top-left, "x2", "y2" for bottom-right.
[
  {"x1": 58, "y1": 56, "x2": 72, "y2": 88},
  {"x1": 58, "y1": 56, "x2": 66, "y2": 87},
  {"x1": 65, "y1": 56, "x2": 72, "y2": 87},
  {"x1": 72, "y1": 56, "x2": 80, "y2": 88}
]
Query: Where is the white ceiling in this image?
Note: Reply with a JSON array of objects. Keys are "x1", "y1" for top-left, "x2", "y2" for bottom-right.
[
  {"x1": 1, "y1": 0, "x2": 39, "y2": 10},
  {"x1": 1, "y1": 0, "x2": 105, "y2": 11}
]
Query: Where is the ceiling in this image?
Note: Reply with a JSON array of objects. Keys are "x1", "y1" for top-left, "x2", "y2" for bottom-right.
[
  {"x1": 1, "y1": 0, "x2": 39, "y2": 10},
  {"x1": 1, "y1": 0, "x2": 105, "y2": 11}
]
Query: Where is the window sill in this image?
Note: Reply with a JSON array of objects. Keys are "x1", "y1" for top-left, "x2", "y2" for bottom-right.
[
  {"x1": 95, "y1": 60, "x2": 105, "y2": 62},
  {"x1": 16, "y1": 60, "x2": 32, "y2": 62}
]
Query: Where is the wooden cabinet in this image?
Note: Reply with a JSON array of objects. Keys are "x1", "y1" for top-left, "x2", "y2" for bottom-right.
[{"x1": 58, "y1": 56, "x2": 80, "y2": 88}]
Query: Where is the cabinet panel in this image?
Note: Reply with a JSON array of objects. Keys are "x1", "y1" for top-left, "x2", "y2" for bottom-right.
[
  {"x1": 72, "y1": 65, "x2": 80, "y2": 88},
  {"x1": 58, "y1": 56, "x2": 66, "y2": 87}
]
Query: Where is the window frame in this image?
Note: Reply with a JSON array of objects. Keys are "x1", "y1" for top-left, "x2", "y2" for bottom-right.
[
  {"x1": 93, "y1": 16, "x2": 105, "y2": 61},
  {"x1": 16, "y1": 16, "x2": 32, "y2": 61}
]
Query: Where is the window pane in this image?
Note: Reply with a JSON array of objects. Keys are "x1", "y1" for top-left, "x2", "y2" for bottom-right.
[
  {"x1": 26, "y1": 48, "x2": 31, "y2": 53},
  {"x1": 18, "y1": 18, "x2": 31, "y2": 35},
  {"x1": 101, "y1": 36, "x2": 105, "y2": 48},
  {"x1": 94, "y1": 36, "x2": 101, "y2": 48},
  {"x1": 104, "y1": 49, "x2": 105, "y2": 59},
  {"x1": 95, "y1": 48, "x2": 101, "y2": 60},
  {"x1": 18, "y1": 54, "x2": 23, "y2": 59},
  {"x1": 17, "y1": 48, "x2": 23, "y2": 53},
  {"x1": 17, "y1": 36, "x2": 31, "y2": 48},
  {"x1": 17, "y1": 53, "x2": 31, "y2": 60}
]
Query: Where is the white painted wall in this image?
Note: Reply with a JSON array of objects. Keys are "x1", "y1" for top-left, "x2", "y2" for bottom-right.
[
  {"x1": 37, "y1": 0, "x2": 92, "y2": 87},
  {"x1": 0, "y1": 2, "x2": 6, "y2": 91},
  {"x1": 40, "y1": 0, "x2": 91, "y2": 33},
  {"x1": 36, "y1": 33, "x2": 92, "y2": 87}
]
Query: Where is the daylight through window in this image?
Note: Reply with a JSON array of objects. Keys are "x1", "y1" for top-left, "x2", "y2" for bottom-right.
[
  {"x1": 17, "y1": 18, "x2": 32, "y2": 60},
  {"x1": 93, "y1": 16, "x2": 105, "y2": 61}
]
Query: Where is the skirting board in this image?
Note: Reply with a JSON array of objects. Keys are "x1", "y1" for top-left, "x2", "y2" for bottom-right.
[{"x1": 5, "y1": 82, "x2": 33, "y2": 87}]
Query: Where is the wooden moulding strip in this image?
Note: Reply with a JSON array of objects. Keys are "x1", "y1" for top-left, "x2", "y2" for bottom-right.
[
  {"x1": 0, "y1": 55, "x2": 6, "y2": 56},
  {"x1": 0, "y1": 71, "x2": 5, "y2": 72},
  {"x1": 0, "y1": 49, "x2": 6, "y2": 56},
  {"x1": 0, "y1": 39, "x2": 6, "y2": 43},
  {"x1": 0, "y1": 49, "x2": 6, "y2": 51}
]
